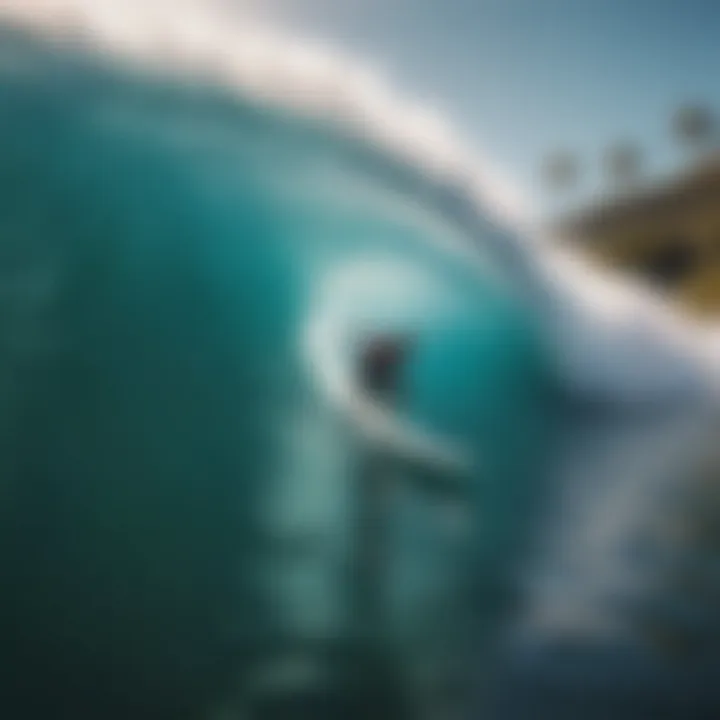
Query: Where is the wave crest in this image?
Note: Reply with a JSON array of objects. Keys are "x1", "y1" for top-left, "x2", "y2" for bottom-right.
[{"x1": 0, "y1": 0, "x2": 527, "y2": 223}]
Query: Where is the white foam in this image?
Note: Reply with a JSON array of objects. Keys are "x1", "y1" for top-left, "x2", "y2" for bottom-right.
[
  {"x1": 0, "y1": 0, "x2": 526, "y2": 223},
  {"x1": 532, "y1": 239, "x2": 720, "y2": 406}
]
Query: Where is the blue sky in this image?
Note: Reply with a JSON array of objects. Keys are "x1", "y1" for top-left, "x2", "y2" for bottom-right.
[{"x1": 235, "y1": 0, "x2": 720, "y2": 218}]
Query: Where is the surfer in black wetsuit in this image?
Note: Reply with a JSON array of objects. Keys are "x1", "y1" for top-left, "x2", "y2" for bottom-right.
[{"x1": 359, "y1": 334, "x2": 413, "y2": 403}]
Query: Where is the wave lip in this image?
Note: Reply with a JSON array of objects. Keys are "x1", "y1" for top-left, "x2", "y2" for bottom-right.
[{"x1": 0, "y1": 0, "x2": 527, "y2": 225}]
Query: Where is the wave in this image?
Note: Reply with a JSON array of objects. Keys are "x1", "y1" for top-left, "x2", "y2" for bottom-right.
[
  {"x1": 3, "y1": 0, "x2": 716, "y2": 401},
  {"x1": 1, "y1": 2, "x2": 719, "y2": 711}
]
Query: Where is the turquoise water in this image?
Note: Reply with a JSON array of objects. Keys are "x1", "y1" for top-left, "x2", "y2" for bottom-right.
[{"x1": 0, "y1": 28, "x2": 555, "y2": 718}]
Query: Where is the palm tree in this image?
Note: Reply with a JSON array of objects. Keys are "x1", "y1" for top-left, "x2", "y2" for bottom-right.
[
  {"x1": 542, "y1": 151, "x2": 580, "y2": 194},
  {"x1": 603, "y1": 142, "x2": 643, "y2": 189},
  {"x1": 673, "y1": 105, "x2": 717, "y2": 160}
]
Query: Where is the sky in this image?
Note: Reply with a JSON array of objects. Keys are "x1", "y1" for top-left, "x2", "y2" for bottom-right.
[{"x1": 225, "y1": 0, "x2": 720, "y2": 220}]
